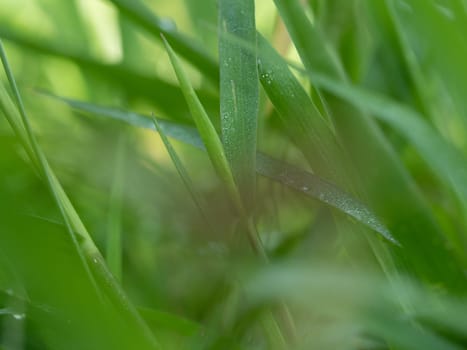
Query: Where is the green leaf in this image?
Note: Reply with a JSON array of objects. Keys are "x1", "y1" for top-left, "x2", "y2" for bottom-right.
[
  {"x1": 385, "y1": 0, "x2": 467, "y2": 146},
  {"x1": 273, "y1": 0, "x2": 467, "y2": 291},
  {"x1": 151, "y1": 116, "x2": 211, "y2": 227},
  {"x1": 0, "y1": 41, "x2": 160, "y2": 350},
  {"x1": 219, "y1": 0, "x2": 259, "y2": 208},
  {"x1": 161, "y1": 35, "x2": 267, "y2": 258},
  {"x1": 107, "y1": 0, "x2": 218, "y2": 83},
  {"x1": 312, "y1": 73, "x2": 467, "y2": 216},
  {"x1": 161, "y1": 36, "x2": 241, "y2": 210},
  {"x1": 50, "y1": 96, "x2": 396, "y2": 243},
  {"x1": 138, "y1": 307, "x2": 201, "y2": 336},
  {"x1": 257, "y1": 35, "x2": 346, "y2": 185}
]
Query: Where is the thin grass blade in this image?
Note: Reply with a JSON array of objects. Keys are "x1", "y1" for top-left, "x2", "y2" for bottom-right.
[
  {"x1": 152, "y1": 116, "x2": 211, "y2": 228},
  {"x1": 51, "y1": 96, "x2": 395, "y2": 242},
  {"x1": 273, "y1": 0, "x2": 467, "y2": 290},
  {"x1": 160, "y1": 36, "x2": 240, "y2": 209},
  {"x1": 0, "y1": 42, "x2": 160, "y2": 349}
]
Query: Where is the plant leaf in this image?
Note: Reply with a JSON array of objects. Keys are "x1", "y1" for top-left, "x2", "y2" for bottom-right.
[
  {"x1": 49, "y1": 96, "x2": 396, "y2": 243},
  {"x1": 0, "y1": 42, "x2": 160, "y2": 349},
  {"x1": 273, "y1": 0, "x2": 466, "y2": 290},
  {"x1": 312, "y1": 73, "x2": 467, "y2": 218},
  {"x1": 152, "y1": 116, "x2": 211, "y2": 227},
  {"x1": 219, "y1": 0, "x2": 259, "y2": 208}
]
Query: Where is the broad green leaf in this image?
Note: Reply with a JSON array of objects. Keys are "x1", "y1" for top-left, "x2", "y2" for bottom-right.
[
  {"x1": 51, "y1": 96, "x2": 396, "y2": 243},
  {"x1": 219, "y1": 0, "x2": 259, "y2": 208},
  {"x1": 107, "y1": 0, "x2": 218, "y2": 83},
  {"x1": 273, "y1": 0, "x2": 466, "y2": 291}
]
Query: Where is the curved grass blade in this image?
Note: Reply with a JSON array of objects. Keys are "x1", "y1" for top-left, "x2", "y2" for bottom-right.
[
  {"x1": 219, "y1": 0, "x2": 259, "y2": 208},
  {"x1": 152, "y1": 116, "x2": 211, "y2": 228},
  {"x1": 108, "y1": 0, "x2": 218, "y2": 83},
  {"x1": 0, "y1": 42, "x2": 160, "y2": 349},
  {"x1": 49, "y1": 96, "x2": 396, "y2": 243},
  {"x1": 0, "y1": 41, "x2": 99, "y2": 295},
  {"x1": 257, "y1": 35, "x2": 346, "y2": 184},
  {"x1": 161, "y1": 36, "x2": 239, "y2": 207},
  {"x1": 312, "y1": 74, "x2": 467, "y2": 217},
  {"x1": 273, "y1": 0, "x2": 467, "y2": 291},
  {"x1": 161, "y1": 35, "x2": 265, "y2": 257}
]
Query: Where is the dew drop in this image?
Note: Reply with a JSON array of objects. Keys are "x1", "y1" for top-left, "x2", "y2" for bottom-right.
[
  {"x1": 159, "y1": 18, "x2": 177, "y2": 32},
  {"x1": 13, "y1": 313, "x2": 25, "y2": 320}
]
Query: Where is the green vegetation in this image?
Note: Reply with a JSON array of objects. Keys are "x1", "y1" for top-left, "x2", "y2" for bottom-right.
[{"x1": 0, "y1": 0, "x2": 466, "y2": 349}]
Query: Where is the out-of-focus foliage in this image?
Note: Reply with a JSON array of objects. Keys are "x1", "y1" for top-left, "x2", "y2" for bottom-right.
[{"x1": 0, "y1": 0, "x2": 466, "y2": 349}]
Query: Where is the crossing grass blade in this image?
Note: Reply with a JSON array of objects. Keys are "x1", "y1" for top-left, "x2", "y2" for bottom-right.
[
  {"x1": 0, "y1": 41, "x2": 161, "y2": 350},
  {"x1": 272, "y1": 0, "x2": 467, "y2": 291},
  {"x1": 160, "y1": 35, "x2": 266, "y2": 257},
  {"x1": 108, "y1": 0, "x2": 218, "y2": 83},
  {"x1": 49, "y1": 96, "x2": 395, "y2": 242},
  {"x1": 312, "y1": 73, "x2": 467, "y2": 215},
  {"x1": 151, "y1": 116, "x2": 211, "y2": 228},
  {"x1": 160, "y1": 37, "x2": 239, "y2": 212},
  {"x1": 257, "y1": 34, "x2": 347, "y2": 185},
  {"x1": 219, "y1": 0, "x2": 259, "y2": 208}
]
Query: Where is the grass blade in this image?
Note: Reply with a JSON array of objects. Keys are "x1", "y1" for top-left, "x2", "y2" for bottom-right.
[
  {"x1": 161, "y1": 36, "x2": 240, "y2": 213},
  {"x1": 311, "y1": 73, "x2": 467, "y2": 247},
  {"x1": 161, "y1": 35, "x2": 266, "y2": 258},
  {"x1": 50, "y1": 96, "x2": 395, "y2": 242},
  {"x1": 257, "y1": 34, "x2": 346, "y2": 184},
  {"x1": 0, "y1": 42, "x2": 160, "y2": 349},
  {"x1": 219, "y1": 0, "x2": 259, "y2": 208},
  {"x1": 152, "y1": 116, "x2": 211, "y2": 228},
  {"x1": 273, "y1": 0, "x2": 466, "y2": 290},
  {"x1": 0, "y1": 40, "x2": 99, "y2": 294},
  {"x1": 107, "y1": 0, "x2": 218, "y2": 83}
]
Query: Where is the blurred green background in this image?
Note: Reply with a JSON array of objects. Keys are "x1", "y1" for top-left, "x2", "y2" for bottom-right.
[{"x1": 1, "y1": 0, "x2": 467, "y2": 349}]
